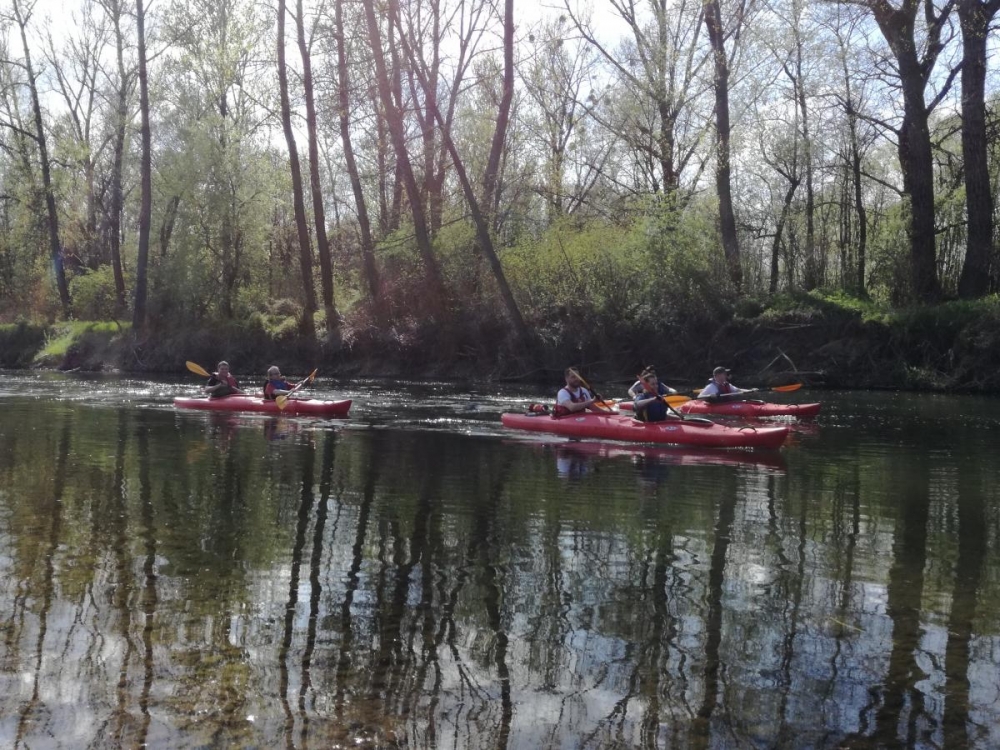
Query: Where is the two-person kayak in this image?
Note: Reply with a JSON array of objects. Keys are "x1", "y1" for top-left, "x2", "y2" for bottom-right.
[
  {"x1": 618, "y1": 400, "x2": 821, "y2": 418},
  {"x1": 501, "y1": 412, "x2": 788, "y2": 449},
  {"x1": 174, "y1": 395, "x2": 352, "y2": 417}
]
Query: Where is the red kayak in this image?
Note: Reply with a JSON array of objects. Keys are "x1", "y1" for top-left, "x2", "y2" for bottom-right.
[
  {"x1": 501, "y1": 412, "x2": 788, "y2": 449},
  {"x1": 174, "y1": 395, "x2": 352, "y2": 417},
  {"x1": 618, "y1": 400, "x2": 820, "y2": 418}
]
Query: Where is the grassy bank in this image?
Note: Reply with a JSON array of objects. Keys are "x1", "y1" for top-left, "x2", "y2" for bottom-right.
[{"x1": 4, "y1": 291, "x2": 999, "y2": 392}]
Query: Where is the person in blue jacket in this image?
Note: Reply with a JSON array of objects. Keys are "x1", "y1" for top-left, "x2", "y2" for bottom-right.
[
  {"x1": 263, "y1": 366, "x2": 295, "y2": 400},
  {"x1": 632, "y1": 368, "x2": 676, "y2": 422}
]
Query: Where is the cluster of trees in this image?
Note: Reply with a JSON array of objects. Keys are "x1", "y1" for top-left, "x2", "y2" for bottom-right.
[{"x1": 0, "y1": 0, "x2": 998, "y2": 342}]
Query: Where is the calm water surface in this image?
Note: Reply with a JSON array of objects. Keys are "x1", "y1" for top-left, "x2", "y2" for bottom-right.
[{"x1": 0, "y1": 373, "x2": 998, "y2": 749}]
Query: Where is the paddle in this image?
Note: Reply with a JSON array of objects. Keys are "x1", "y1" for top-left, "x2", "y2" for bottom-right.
[
  {"x1": 185, "y1": 360, "x2": 211, "y2": 378},
  {"x1": 567, "y1": 368, "x2": 613, "y2": 413},
  {"x1": 595, "y1": 395, "x2": 691, "y2": 409},
  {"x1": 695, "y1": 382, "x2": 803, "y2": 398},
  {"x1": 187, "y1": 360, "x2": 244, "y2": 395},
  {"x1": 617, "y1": 394, "x2": 691, "y2": 412},
  {"x1": 276, "y1": 369, "x2": 318, "y2": 410}
]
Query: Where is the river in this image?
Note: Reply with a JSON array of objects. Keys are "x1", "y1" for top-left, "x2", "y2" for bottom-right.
[{"x1": 0, "y1": 372, "x2": 998, "y2": 748}]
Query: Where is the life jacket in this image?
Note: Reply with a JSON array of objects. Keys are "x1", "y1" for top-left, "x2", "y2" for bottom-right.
[
  {"x1": 706, "y1": 379, "x2": 734, "y2": 394},
  {"x1": 553, "y1": 386, "x2": 590, "y2": 417},
  {"x1": 208, "y1": 372, "x2": 239, "y2": 397},
  {"x1": 634, "y1": 383, "x2": 670, "y2": 422},
  {"x1": 263, "y1": 379, "x2": 292, "y2": 400}
]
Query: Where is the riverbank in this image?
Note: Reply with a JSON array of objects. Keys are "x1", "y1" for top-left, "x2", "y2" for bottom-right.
[{"x1": 4, "y1": 292, "x2": 999, "y2": 392}]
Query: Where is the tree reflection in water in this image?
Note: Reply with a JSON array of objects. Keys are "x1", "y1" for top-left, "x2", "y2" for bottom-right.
[{"x1": 0, "y1": 396, "x2": 998, "y2": 748}]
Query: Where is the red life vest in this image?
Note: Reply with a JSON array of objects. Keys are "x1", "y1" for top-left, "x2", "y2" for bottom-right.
[{"x1": 553, "y1": 386, "x2": 590, "y2": 417}]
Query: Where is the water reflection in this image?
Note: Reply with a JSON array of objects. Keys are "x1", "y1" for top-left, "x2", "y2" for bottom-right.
[{"x1": 0, "y1": 391, "x2": 999, "y2": 748}]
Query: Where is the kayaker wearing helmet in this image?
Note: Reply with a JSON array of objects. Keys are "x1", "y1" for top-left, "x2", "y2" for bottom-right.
[
  {"x1": 554, "y1": 368, "x2": 603, "y2": 417},
  {"x1": 699, "y1": 367, "x2": 751, "y2": 399},
  {"x1": 263, "y1": 366, "x2": 294, "y2": 400},
  {"x1": 205, "y1": 361, "x2": 242, "y2": 398},
  {"x1": 632, "y1": 368, "x2": 677, "y2": 422}
]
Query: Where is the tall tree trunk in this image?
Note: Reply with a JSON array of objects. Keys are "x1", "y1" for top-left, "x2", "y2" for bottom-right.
[
  {"x1": 375, "y1": 104, "x2": 391, "y2": 234},
  {"x1": 277, "y1": 0, "x2": 317, "y2": 335},
  {"x1": 334, "y1": 0, "x2": 383, "y2": 318},
  {"x1": 956, "y1": 0, "x2": 1000, "y2": 298},
  {"x1": 109, "y1": 0, "x2": 129, "y2": 316},
  {"x1": 851, "y1": 121, "x2": 867, "y2": 294},
  {"x1": 159, "y1": 195, "x2": 181, "y2": 257},
  {"x1": 132, "y1": 0, "x2": 152, "y2": 332},
  {"x1": 362, "y1": 0, "x2": 446, "y2": 310},
  {"x1": 899, "y1": 77, "x2": 941, "y2": 301},
  {"x1": 295, "y1": 0, "x2": 339, "y2": 335},
  {"x1": 770, "y1": 178, "x2": 800, "y2": 295},
  {"x1": 703, "y1": 0, "x2": 742, "y2": 291},
  {"x1": 865, "y1": 0, "x2": 952, "y2": 302},
  {"x1": 794, "y1": 19, "x2": 816, "y2": 290},
  {"x1": 13, "y1": 0, "x2": 71, "y2": 316},
  {"x1": 482, "y1": 0, "x2": 514, "y2": 222}
]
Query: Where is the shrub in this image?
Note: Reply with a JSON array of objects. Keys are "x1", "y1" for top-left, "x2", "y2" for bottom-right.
[{"x1": 70, "y1": 265, "x2": 122, "y2": 320}]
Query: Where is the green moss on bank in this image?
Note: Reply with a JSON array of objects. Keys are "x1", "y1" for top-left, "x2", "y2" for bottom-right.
[{"x1": 33, "y1": 321, "x2": 131, "y2": 370}]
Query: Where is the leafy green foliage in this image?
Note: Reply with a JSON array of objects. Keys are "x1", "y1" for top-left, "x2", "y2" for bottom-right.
[{"x1": 69, "y1": 266, "x2": 121, "y2": 320}]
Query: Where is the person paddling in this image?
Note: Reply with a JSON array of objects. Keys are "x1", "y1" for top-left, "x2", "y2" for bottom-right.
[
  {"x1": 263, "y1": 366, "x2": 295, "y2": 400},
  {"x1": 205, "y1": 361, "x2": 242, "y2": 398},
  {"x1": 632, "y1": 368, "x2": 678, "y2": 422},
  {"x1": 627, "y1": 365, "x2": 678, "y2": 399},
  {"x1": 699, "y1": 366, "x2": 751, "y2": 399},
  {"x1": 554, "y1": 368, "x2": 604, "y2": 417}
]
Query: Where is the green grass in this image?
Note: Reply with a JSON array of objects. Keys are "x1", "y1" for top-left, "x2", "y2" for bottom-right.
[{"x1": 37, "y1": 320, "x2": 130, "y2": 360}]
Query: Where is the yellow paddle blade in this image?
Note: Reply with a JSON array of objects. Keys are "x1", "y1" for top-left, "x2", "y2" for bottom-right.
[
  {"x1": 185, "y1": 360, "x2": 211, "y2": 378},
  {"x1": 665, "y1": 395, "x2": 691, "y2": 406},
  {"x1": 276, "y1": 368, "x2": 317, "y2": 410}
]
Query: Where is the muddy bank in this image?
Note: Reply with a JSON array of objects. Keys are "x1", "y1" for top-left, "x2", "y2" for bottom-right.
[{"x1": 5, "y1": 296, "x2": 999, "y2": 393}]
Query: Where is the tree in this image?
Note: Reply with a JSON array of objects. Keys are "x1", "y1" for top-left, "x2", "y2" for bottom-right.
[
  {"x1": 132, "y1": 0, "x2": 152, "y2": 332},
  {"x1": 704, "y1": 0, "x2": 747, "y2": 291},
  {"x1": 399, "y1": 0, "x2": 531, "y2": 345},
  {"x1": 294, "y1": 0, "x2": 339, "y2": 335},
  {"x1": 564, "y1": 0, "x2": 711, "y2": 198},
  {"x1": 43, "y1": 2, "x2": 108, "y2": 272},
  {"x1": 361, "y1": 0, "x2": 446, "y2": 311},
  {"x1": 98, "y1": 0, "x2": 133, "y2": 315},
  {"x1": 331, "y1": 0, "x2": 383, "y2": 318},
  {"x1": 12, "y1": 0, "x2": 71, "y2": 316},
  {"x1": 277, "y1": 0, "x2": 317, "y2": 335},
  {"x1": 955, "y1": 0, "x2": 1000, "y2": 297},
  {"x1": 844, "y1": 0, "x2": 956, "y2": 301}
]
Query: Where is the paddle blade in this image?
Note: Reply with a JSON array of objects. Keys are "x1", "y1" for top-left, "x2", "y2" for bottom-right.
[
  {"x1": 185, "y1": 360, "x2": 211, "y2": 378},
  {"x1": 276, "y1": 394, "x2": 289, "y2": 410},
  {"x1": 771, "y1": 383, "x2": 803, "y2": 392},
  {"x1": 665, "y1": 395, "x2": 691, "y2": 406},
  {"x1": 306, "y1": 368, "x2": 318, "y2": 383}
]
